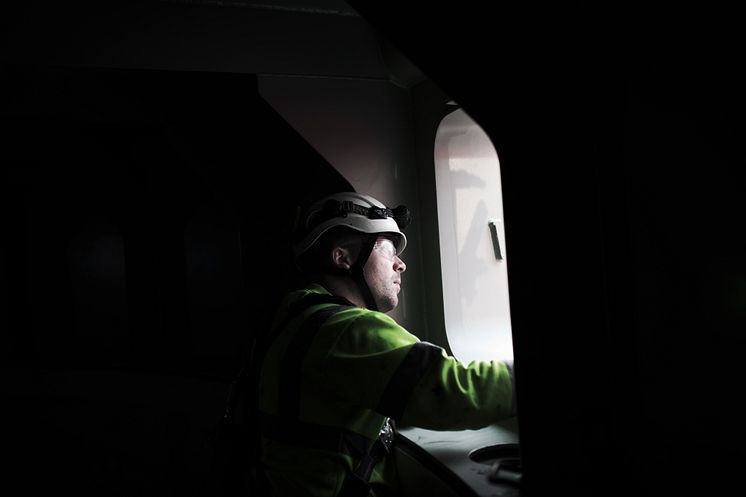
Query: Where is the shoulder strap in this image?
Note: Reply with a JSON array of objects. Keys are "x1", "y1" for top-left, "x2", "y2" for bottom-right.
[
  {"x1": 272, "y1": 293, "x2": 353, "y2": 342},
  {"x1": 223, "y1": 293, "x2": 354, "y2": 426},
  {"x1": 277, "y1": 304, "x2": 351, "y2": 419},
  {"x1": 259, "y1": 300, "x2": 394, "y2": 497},
  {"x1": 211, "y1": 293, "x2": 354, "y2": 496}
]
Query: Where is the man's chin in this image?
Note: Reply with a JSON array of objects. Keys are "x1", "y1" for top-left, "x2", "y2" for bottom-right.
[{"x1": 378, "y1": 297, "x2": 398, "y2": 314}]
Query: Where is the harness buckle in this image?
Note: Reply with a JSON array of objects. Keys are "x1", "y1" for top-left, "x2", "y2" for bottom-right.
[{"x1": 378, "y1": 418, "x2": 395, "y2": 454}]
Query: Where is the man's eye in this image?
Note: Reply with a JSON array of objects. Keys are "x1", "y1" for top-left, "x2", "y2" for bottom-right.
[{"x1": 378, "y1": 240, "x2": 396, "y2": 257}]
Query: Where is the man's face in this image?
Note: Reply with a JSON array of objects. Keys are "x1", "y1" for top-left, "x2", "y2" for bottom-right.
[{"x1": 364, "y1": 236, "x2": 406, "y2": 312}]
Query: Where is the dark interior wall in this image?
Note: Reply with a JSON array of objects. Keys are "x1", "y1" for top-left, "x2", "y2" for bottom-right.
[
  {"x1": 0, "y1": 61, "x2": 353, "y2": 497},
  {"x1": 1, "y1": 63, "x2": 353, "y2": 369},
  {"x1": 0, "y1": 0, "x2": 383, "y2": 78},
  {"x1": 616, "y1": 70, "x2": 746, "y2": 494}
]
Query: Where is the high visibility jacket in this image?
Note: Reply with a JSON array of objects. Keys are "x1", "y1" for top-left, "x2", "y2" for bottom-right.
[{"x1": 258, "y1": 283, "x2": 515, "y2": 497}]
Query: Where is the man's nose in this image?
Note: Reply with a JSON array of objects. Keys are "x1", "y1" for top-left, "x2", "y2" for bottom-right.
[{"x1": 395, "y1": 257, "x2": 406, "y2": 272}]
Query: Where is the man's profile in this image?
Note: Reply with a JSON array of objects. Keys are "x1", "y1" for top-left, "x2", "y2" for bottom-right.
[{"x1": 255, "y1": 191, "x2": 515, "y2": 496}]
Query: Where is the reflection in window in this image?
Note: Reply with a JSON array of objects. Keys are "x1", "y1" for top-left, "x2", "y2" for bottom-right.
[{"x1": 434, "y1": 108, "x2": 513, "y2": 362}]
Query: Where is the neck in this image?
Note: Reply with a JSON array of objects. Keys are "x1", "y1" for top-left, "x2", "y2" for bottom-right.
[{"x1": 315, "y1": 274, "x2": 366, "y2": 308}]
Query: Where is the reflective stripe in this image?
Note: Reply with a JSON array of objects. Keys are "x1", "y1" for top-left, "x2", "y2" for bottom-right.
[
  {"x1": 376, "y1": 341, "x2": 444, "y2": 420},
  {"x1": 278, "y1": 305, "x2": 351, "y2": 419}
]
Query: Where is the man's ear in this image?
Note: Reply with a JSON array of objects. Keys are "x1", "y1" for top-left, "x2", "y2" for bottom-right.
[{"x1": 330, "y1": 246, "x2": 353, "y2": 270}]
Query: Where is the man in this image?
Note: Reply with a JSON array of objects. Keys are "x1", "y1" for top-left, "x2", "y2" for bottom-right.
[{"x1": 256, "y1": 192, "x2": 515, "y2": 497}]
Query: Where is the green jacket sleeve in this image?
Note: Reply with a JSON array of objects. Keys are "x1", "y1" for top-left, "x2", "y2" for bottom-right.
[
  {"x1": 399, "y1": 349, "x2": 514, "y2": 430},
  {"x1": 316, "y1": 310, "x2": 515, "y2": 431}
]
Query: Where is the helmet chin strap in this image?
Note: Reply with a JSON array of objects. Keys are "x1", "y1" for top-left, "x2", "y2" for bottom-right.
[{"x1": 349, "y1": 234, "x2": 379, "y2": 311}]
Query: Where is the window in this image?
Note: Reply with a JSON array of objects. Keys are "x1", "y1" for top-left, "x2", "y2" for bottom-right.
[{"x1": 434, "y1": 108, "x2": 513, "y2": 362}]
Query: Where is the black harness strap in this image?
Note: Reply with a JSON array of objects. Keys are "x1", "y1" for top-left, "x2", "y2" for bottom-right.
[
  {"x1": 272, "y1": 293, "x2": 354, "y2": 343},
  {"x1": 224, "y1": 294, "x2": 353, "y2": 426},
  {"x1": 336, "y1": 417, "x2": 395, "y2": 497},
  {"x1": 349, "y1": 234, "x2": 379, "y2": 312},
  {"x1": 277, "y1": 305, "x2": 351, "y2": 419},
  {"x1": 213, "y1": 293, "x2": 359, "y2": 496},
  {"x1": 376, "y1": 341, "x2": 444, "y2": 421},
  {"x1": 258, "y1": 411, "x2": 375, "y2": 455},
  {"x1": 259, "y1": 412, "x2": 395, "y2": 497},
  {"x1": 264, "y1": 296, "x2": 396, "y2": 497}
]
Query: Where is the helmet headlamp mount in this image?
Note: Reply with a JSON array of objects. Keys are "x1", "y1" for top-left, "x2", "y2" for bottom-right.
[{"x1": 318, "y1": 199, "x2": 411, "y2": 231}]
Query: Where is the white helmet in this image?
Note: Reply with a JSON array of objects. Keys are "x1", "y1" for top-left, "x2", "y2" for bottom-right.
[{"x1": 293, "y1": 192, "x2": 409, "y2": 258}]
